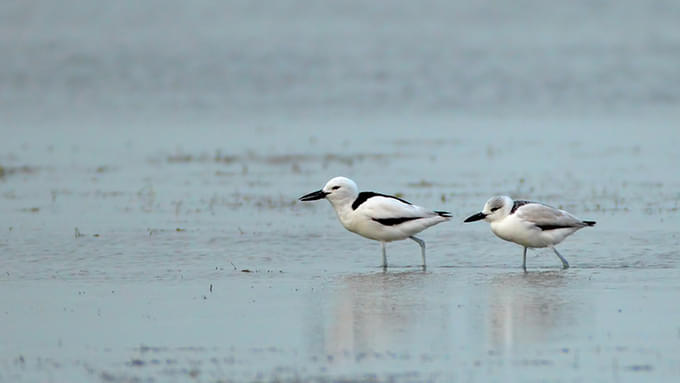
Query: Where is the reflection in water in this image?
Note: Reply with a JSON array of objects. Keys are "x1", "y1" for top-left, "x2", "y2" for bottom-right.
[
  {"x1": 319, "y1": 271, "x2": 441, "y2": 357},
  {"x1": 304, "y1": 269, "x2": 590, "y2": 367},
  {"x1": 486, "y1": 271, "x2": 574, "y2": 350}
]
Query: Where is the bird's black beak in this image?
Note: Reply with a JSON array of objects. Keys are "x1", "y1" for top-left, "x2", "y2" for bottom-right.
[
  {"x1": 464, "y1": 212, "x2": 487, "y2": 223},
  {"x1": 299, "y1": 189, "x2": 328, "y2": 201}
]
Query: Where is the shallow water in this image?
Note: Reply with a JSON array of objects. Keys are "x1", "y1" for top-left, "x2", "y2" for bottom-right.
[{"x1": 2, "y1": 0, "x2": 680, "y2": 382}]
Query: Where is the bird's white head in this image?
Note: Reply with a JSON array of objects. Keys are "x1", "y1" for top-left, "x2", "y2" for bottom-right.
[
  {"x1": 299, "y1": 176, "x2": 359, "y2": 208},
  {"x1": 464, "y1": 195, "x2": 513, "y2": 223}
]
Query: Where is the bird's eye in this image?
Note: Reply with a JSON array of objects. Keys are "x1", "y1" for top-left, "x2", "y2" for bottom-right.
[
  {"x1": 331, "y1": 186, "x2": 340, "y2": 190},
  {"x1": 490, "y1": 207, "x2": 499, "y2": 212}
]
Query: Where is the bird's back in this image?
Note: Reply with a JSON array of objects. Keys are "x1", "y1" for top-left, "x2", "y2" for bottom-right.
[
  {"x1": 515, "y1": 203, "x2": 589, "y2": 230},
  {"x1": 492, "y1": 202, "x2": 593, "y2": 247},
  {"x1": 350, "y1": 194, "x2": 449, "y2": 241}
]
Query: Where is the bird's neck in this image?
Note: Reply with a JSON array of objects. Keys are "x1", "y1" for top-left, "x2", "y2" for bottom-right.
[{"x1": 328, "y1": 200, "x2": 354, "y2": 228}]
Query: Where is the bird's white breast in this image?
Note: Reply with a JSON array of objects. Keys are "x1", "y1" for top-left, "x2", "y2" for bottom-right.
[
  {"x1": 490, "y1": 215, "x2": 544, "y2": 248},
  {"x1": 490, "y1": 214, "x2": 579, "y2": 248}
]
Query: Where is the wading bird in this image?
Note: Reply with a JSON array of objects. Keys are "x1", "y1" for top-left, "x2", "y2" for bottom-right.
[
  {"x1": 300, "y1": 177, "x2": 451, "y2": 268},
  {"x1": 464, "y1": 196, "x2": 595, "y2": 270}
]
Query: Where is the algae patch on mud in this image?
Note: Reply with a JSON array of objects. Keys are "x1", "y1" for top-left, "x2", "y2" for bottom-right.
[{"x1": 160, "y1": 150, "x2": 403, "y2": 168}]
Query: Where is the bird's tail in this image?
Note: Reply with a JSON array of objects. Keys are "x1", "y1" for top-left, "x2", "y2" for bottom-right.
[
  {"x1": 582, "y1": 220, "x2": 596, "y2": 226},
  {"x1": 435, "y1": 211, "x2": 452, "y2": 218}
]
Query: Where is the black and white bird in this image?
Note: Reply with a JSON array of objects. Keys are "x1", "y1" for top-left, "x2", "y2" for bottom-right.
[
  {"x1": 299, "y1": 176, "x2": 451, "y2": 268},
  {"x1": 464, "y1": 196, "x2": 595, "y2": 270}
]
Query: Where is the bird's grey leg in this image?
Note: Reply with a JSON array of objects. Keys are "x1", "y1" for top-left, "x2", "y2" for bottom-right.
[
  {"x1": 551, "y1": 246, "x2": 570, "y2": 269},
  {"x1": 381, "y1": 242, "x2": 387, "y2": 269},
  {"x1": 409, "y1": 236, "x2": 426, "y2": 269},
  {"x1": 522, "y1": 247, "x2": 527, "y2": 272}
]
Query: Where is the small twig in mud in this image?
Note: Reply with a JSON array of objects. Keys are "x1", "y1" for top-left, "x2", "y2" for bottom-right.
[
  {"x1": 173, "y1": 201, "x2": 183, "y2": 216},
  {"x1": 230, "y1": 261, "x2": 237, "y2": 270}
]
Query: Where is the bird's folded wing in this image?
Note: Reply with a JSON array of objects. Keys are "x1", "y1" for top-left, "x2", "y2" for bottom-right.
[
  {"x1": 358, "y1": 196, "x2": 431, "y2": 220},
  {"x1": 516, "y1": 203, "x2": 583, "y2": 228}
]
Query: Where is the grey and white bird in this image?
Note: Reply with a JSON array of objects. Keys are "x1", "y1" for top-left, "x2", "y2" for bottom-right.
[
  {"x1": 464, "y1": 196, "x2": 595, "y2": 270},
  {"x1": 299, "y1": 176, "x2": 451, "y2": 268}
]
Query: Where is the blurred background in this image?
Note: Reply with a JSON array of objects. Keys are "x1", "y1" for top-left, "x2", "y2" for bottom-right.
[
  {"x1": 2, "y1": 0, "x2": 678, "y2": 229},
  {"x1": 1, "y1": 1, "x2": 679, "y2": 382},
  {"x1": 3, "y1": 0, "x2": 680, "y2": 121}
]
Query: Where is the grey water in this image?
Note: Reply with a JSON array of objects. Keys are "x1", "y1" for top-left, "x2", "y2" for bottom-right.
[{"x1": 1, "y1": 0, "x2": 680, "y2": 382}]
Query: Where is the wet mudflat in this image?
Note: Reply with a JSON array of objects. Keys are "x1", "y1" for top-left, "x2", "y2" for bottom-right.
[
  {"x1": 4, "y1": 267, "x2": 680, "y2": 382},
  {"x1": 2, "y1": 116, "x2": 679, "y2": 382},
  {"x1": 2, "y1": 0, "x2": 680, "y2": 382}
]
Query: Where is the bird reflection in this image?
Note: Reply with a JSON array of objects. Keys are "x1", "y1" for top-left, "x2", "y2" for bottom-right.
[
  {"x1": 322, "y1": 270, "x2": 434, "y2": 356},
  {"x1": 487, "y1": 271, "x2": 573, "y2": 349}
]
